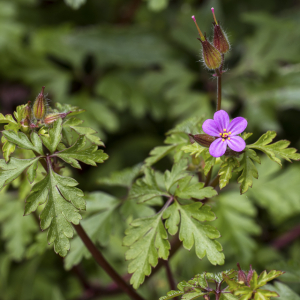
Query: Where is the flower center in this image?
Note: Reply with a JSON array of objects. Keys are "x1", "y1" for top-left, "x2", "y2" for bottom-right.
[{"x1": 219, "y1": 129, "x2": 231, "y2": 142}]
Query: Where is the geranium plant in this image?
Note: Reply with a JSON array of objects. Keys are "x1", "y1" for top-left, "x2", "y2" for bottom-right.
[{"x1": 0, "y1": 6, "x2": 299, "y2": 300}]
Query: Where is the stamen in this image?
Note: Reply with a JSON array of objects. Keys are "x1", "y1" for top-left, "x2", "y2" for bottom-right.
[
  {"x1": 228, "y1": 138, "x2": 231, "y2": 140},
  {"x1": 211, "y1": 7, "x2": 218, "y2": 25},
  {"x1": 219, "y1": 133, "x2": 222, "y2": 136},
  {"x1": 223, "y1": 129, "x2": 226, "y2": 131},
  {"x1": 222, "y1": 139, "x2": 225, "y2": 142},
  {"x1": 191, "y1": 15, "x2": 205, "y2": 41},
  {"x1": 229, "y1": 132, "x2": 231, "y2": 134}
]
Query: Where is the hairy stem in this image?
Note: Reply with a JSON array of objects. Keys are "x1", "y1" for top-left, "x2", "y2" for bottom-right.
[
  {"x1": 216, "y1": 54, "x2": 224, "y2": 111},
  {"x1": 74, "y1": 223, "x2": 144, "y2": 300}
]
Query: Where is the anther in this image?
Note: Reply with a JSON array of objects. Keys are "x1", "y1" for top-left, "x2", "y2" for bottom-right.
[
  {"x1": 222, "y1": 139, "x2": 225, "y2": 142},
  {"x1": 228, "y1": 138, "x2": 230, "y2": 140},
  {"x1": 223, "y1": 129, "x2": 226, "y2": 131}
]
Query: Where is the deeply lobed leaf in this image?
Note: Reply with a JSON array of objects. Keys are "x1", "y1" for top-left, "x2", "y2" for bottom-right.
[
  {"x1": 124, "y1": 212, "x2": 170, "y2": 289},
  {"x1": 163, "y1": 200, "x2": 224, "y2": 265},
  {"x1": 24, "y1": 165, "x2": 85, "y2": 257}
]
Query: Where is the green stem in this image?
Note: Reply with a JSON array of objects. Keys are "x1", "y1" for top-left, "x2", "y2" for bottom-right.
[
  {"x1": 216, "y1": 54, "x2": 224, "y2": 111},
  {"x1": 204, "y1": 169, "x2": 212, "y2": 187}
]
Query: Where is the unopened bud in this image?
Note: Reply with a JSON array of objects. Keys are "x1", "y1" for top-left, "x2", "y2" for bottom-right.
[
  {"x1": 191, "y1": 15, "x2": 222, "y2": 70},
  {"x1": 246, "y1": 265, "x2": 254, "y2": 286},
  {"x1": 20, "y1": 118, "x2": 30, "y2": 133},
  {"x1": 22, "y1": 101, "x2": 31, "y2": 120},
  {"x1": 237, "y1": 263, "x2": 247, "y2": 284},
  {"x1": 32, "y1": 86, "x2": 47, "y2": 120},
  {"x1": 44, "y1": 112, "x2": 68, "y2": 125},
  {"x1": 203, "y1": 295, "x2": 210, "y2": 300},
  {"x1": 189, "y1": 134, "x2": 215, "y2": 148},
  {"x1": 211, "y1": 8, "x2": 230, "y2": 54}
]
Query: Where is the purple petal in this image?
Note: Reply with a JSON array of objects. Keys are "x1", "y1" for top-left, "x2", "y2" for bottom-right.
[
  {"x1": 227, "y1": 136, "x2": 246, "y2": 152},
  {"x1": 228, "y1": 117, "x2": 247, "y2": 135},
  {"x1": 214, "y1": 110, "x2": 230, "y2": 131},
  {"x1": 209, "y1": 138, "x2": 227, "y2": 157},
  {"x1": 202, "y1": 119, "x2": 220, "y2": 137}
]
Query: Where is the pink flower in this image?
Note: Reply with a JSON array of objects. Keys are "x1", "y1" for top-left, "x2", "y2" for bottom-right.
[{"x1": 202, "y1": 110, "x2": 247, "y2": 157}]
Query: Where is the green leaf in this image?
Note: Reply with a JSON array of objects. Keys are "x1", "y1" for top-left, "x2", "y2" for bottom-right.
[
  {"x1": 163, "y1": 200, "x2": 225, "y2": 265},
  {"x1": 218, "y1": 157, "x2": 240, "y2": 189},
  {"x1": 0, "y1": 157, "x2": 40, "y2": 191},
  {"x1": 265, "y1": 282, "x2": 300, "y2": 300},
  {"x1": 97, "y1": 164, "x2": 142, "y2": 188},
  {"x1": 129, "y1": 168, "x2": 169, "y2": 203},
  {"x1": 254, "y1": 289, "x2": 279, "y2": 300},
  {"x1": 145, "y1": 145, "x2": 176, "y2": 167},
  {"x1": 2, "y1": 139, "x2": 16, "y2": 162},
  {"x1": 24, "y1": 166, "x2": 85, "y2": 257},
  {"x1": 175, "y1": 176, "x2": 218, "y2": 200},
  {"x1": 236, "y1": 148, "x2": 260, "y2": 194},
  {"x1": 2, "y1": 131, "x2": 44, "y2": 155},
  {"x1": 27, "y1": 160, "x2": 38, "y2": 184},
  {"x1": 225, "y1": 269, "x2": 284, "y2": 300},
  {"x1": 167, "y1": 116, "x2": 204, "y2": 135},
  {"x1": 65, "y1": 192, "x2": 120, "y2": 270},
  {"x1": 247, "y1": 158, "x2": 300, "y2": 224},
  {"x1": 159, "y1": 290, "x2": 184, "y2": 300},
  {"x1": 0, "y1": 113, "x2": 19, "y2": 127},
  {"x1": 164, "y1": 159, "x2": 188, "y2": 191},
  {"x1": 63, "y1": 117, "x2": 104, "y2": 146},
  {"x1": 0, "y1": 194, "x2": 37, "y2": 261},
  {"x1": 256, "y1": 270, "x2": 285, "y2": 288},
  {"x1": 248, "y1": 131, "x2": 300, "y2": 166},
  {"x1": 181, "y1": 143, "x2": 207, "y2": 157},
  {"x1": 123, "y1": 212, "x2": 170, "y2": 289},
  {"x1": 214, "y1": 191, "x2": 261, "y2": 261},
  {"x1": 220, "y1": 293, "x2": 239, "y2": 300},
  {"x1": 56, "y1": 135, "x2": 108, "y2": 169},
  {"x1": 64, "y1": 0, "x2": 86, "y2": 9},
  {"x1": 41, "y1": 119, "x2": 62, "y2": 153}
]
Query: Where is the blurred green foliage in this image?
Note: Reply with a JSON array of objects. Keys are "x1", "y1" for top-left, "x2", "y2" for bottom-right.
[{"x1": 1, "y1": 0, "x2": 300, "y2": 299}]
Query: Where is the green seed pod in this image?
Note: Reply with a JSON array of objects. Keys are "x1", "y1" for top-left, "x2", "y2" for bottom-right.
[
  {"x1": 22, "y1": 101, "x2": 32, "y2": 120},
  {"x1": 32, "y1": 86, "x2": 47, "y2": 120},
  {"x1": 192, "y1": 15, "x2": 222, "y2": 70},
  {"x1": 211, "y1": 8, "x2": 230, "y2": 54}
]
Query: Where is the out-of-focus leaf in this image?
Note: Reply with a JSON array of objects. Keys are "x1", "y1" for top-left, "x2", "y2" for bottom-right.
[
  {"x1": 214, "y1": 191, "x2": 261, "y2": 262},
  {"x1": 64, "y1": 0, "x2": 86, "y2": 10},
  {"x1": 65, "y1": 192, "x2": 120, "y2": 270},
  {"x1": 97, "y1": 164, "x2": 142, "y2": 188},
  {"x1": 265, "y1": 282, "x2": 300, "y2": 299},
  {"x1": 0, "y1": 194, "x2": 37, "y2": 261}
]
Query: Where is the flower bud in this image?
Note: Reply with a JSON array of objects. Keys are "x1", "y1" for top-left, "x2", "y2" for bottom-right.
[
  {"x1": 191, "y1": 15, "x2": 222, "y2": 70},
  {"x1": 32, "y1": 86, "x2": 47, "y2": 120},
  {"x1": 44, "y1": 112, "x2": 68, "y2": 125},
  {"x1": 20, "y1": 118, "x2": 30, "y2": 133},
  {"x1": 211, "y1": 8, "x2": 230, "y2": 54},
  {"x1": 189, "y1": 134, "x2": 215, "y2": 148},
  {"x1": 237, "y1": 263, "x2": 247, "y2": 284},
  {"x1": 246, "y1": 265, "x2": 254, "y2": 286},
  {"x1": 22, "y1": 101, "x2": 32, "y2": 120}
]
